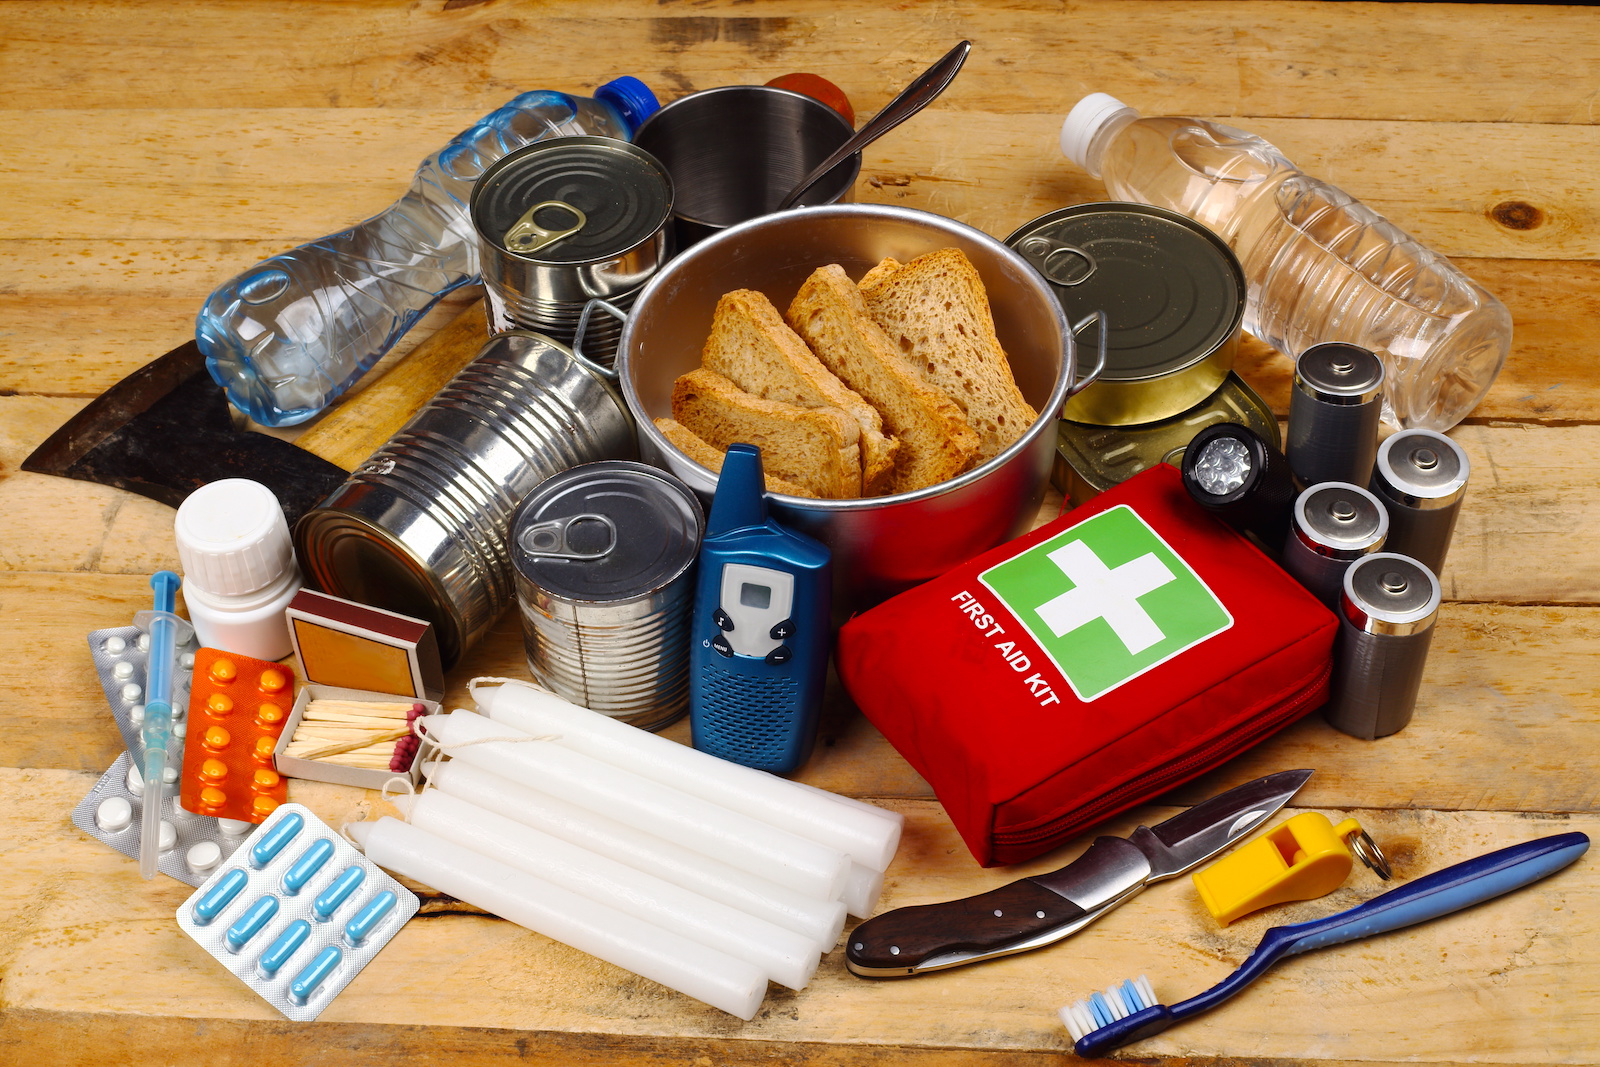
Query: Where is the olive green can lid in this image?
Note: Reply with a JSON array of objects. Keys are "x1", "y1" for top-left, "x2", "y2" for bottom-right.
[{"x1": 1008, "y1": 202, "x2": 1246, "y2": 425}]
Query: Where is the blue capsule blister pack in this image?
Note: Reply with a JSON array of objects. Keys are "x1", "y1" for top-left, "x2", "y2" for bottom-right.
[{"x1": 176, "y1": 803, "x2": 419, "y2": 1021}]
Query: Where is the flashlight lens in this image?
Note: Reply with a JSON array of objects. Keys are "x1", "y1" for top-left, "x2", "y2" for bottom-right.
[{"x1": 1193, "y1": 436, "x2": 1252, "y2": 495}]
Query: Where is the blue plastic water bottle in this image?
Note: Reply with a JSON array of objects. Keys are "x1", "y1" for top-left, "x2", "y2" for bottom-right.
[{"x1": 196, "y1": 77, "x2": 659, "y2": 427}]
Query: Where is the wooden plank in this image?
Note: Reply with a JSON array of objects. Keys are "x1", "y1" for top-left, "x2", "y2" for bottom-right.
[
  {"x1": 2, "y1": 768, "x2": 1592, "y2": 1063},
  {"x1": 0, "y1": 2, "x2": 1595, "y2": 125}
]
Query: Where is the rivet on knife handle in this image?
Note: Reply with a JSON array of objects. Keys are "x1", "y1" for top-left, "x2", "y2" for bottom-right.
[{"x1": 846, "y1": 880, "x2": 1084, "y2": 976}]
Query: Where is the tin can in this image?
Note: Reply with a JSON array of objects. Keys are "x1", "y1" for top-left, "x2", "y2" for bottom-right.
[
  {"x1": 471, "y1": 136, "x2": 674, "y2": 366},
  {"x1": 1283, "y1": 482, "x2": 1390, "y2": 608},
  {"x1": 294, "y1": 332, "x2": 637, "y2": 669},
  {"x1": 1370, "y1": 428, "x2": 1470, "y2": 576},
  {"x1": 1053, "y1": 372, "x2": 1277, "y2": 506},
  {"x1": 1287, "y1": 342, "x2": 1385, "y2": 489},
  {"x1": 1006, "y1": 202, "x2": 1245, "y2": 426},
  {"x1": 1325, "y1": 553, "x2": 1441, "y2": 740},
  {"x1": 1180, "y1": 422, "x2": 1296, "y2": 554},
  {"x1": 511, "y1": 461, "x2": 704, "y2": 731}
]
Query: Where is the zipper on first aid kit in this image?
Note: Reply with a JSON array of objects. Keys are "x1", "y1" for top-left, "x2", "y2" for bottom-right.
[{"x1": 993, "y1": 657, "x2": 1334, "y2": 849}]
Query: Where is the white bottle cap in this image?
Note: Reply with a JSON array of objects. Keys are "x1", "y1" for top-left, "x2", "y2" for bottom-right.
[
  {"x1": 1060, "y1": 92, "x2": 1138, "y2": 174},
  {"x1": 175, "y1": 479, "x2": 296, "y2": 597}
]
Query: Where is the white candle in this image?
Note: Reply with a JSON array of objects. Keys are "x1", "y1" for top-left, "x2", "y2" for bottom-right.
[
  {"x1": 474, "y1": 679, "x2": 903, "y2": 870},
  {"x1": 425, "y1": 761, "x2": 847, "y2": 948},
  {"x1": 393, "y1": 790, "x2": 822, "y2": 990},
  {"x1": 346, "y1": 817, "x2": 766, "y2": 1020},
  {"x1": 842, "y1": 862, "x2": 886, "y2": 920},
  {"x1": 420, "y1": 710, "x2": 850, "y2": 900}
]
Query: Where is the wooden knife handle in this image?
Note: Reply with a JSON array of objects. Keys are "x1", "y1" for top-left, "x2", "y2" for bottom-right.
[{"x1": 845, "y1": 879, "x2": 1086, "y2": 975}]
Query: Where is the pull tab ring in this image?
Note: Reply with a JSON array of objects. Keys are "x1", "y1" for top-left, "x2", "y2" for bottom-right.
[
  {"x1": 503, "y1": 200, "x2": 586, "y2": 255},
  {"x1": 517, "y1": 513, "x2": 618, "y2": 562}
]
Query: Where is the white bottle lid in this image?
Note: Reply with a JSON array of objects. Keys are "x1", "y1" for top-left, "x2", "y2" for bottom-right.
[
  {"x1": 1060, "y1": 92, "x2": 1138, "y2": 173},
  {"x1": 174, "y1": 479, "x2": 296, "y2": 597}
]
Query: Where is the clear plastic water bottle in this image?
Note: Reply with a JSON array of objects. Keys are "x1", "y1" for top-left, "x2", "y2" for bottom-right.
[
  {"x1": 197, "y1": 77, "x2": 660, "y2": 427},
  {"x1": 1060, "y1": 93, "x2": 1511, "y2": 431}
]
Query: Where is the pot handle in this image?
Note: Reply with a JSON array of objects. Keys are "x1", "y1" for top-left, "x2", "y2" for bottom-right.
[
  {"x1": 1064, "y1": 309, "x2": 1109, "y2": 405},
  {"x1": 571, "y1": 299, "x2": 628, "y2": 380}
]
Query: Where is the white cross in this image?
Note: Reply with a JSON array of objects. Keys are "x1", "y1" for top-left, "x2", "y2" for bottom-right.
[{"x1": 1035, "y1": 540, "x2": 1176, "y2": 655}]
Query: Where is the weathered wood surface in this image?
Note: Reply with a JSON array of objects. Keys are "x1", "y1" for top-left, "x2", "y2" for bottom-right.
[{"x1": 0, "y1": 2, "x2": 1595, "y2": 1065}]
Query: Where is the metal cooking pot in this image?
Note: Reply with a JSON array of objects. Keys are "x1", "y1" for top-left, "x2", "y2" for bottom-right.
[{"x1": 613, "y1": 204, "x2": 1088, "y2": 611}]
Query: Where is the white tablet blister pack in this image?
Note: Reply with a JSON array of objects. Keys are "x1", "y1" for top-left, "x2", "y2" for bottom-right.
[
  {"x1": 87, "y1": 623, "x2": 200, "y2": 772},
  {"x1": 71, "y1": 751, "x2": 256, "y2": 886},
  {"x1": 177, "y1": 803, "x2": 419, "y2": 1021}
]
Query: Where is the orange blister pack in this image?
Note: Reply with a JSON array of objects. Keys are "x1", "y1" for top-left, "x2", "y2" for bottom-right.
[{"x1": 180, "y1": 648, "x2": 293, "y2": 822}]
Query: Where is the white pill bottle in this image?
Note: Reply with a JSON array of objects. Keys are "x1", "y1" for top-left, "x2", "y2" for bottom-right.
[{"x1": 174, "y1": 479, "x2": 302, "y2": 661}]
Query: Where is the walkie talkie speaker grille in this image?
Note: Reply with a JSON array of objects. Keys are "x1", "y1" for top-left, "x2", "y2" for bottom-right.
[{"x1": 693, "y1": 662, "x2": 804, "y2": 771}]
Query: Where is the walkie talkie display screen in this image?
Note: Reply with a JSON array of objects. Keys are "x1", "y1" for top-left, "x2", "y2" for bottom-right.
[{"x1": 740, "y1": 583, "x2": 772, "y2": 609}]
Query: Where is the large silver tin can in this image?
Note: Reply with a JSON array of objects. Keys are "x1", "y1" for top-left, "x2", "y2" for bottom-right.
[
  {"x1": 511, "y1": 461, "x2": 703, "y2": 731},
  {"x1": 1326, "y1": 553, "x2": 1442, "y2": 740},
  {"x1": 471, "y1": 136, "x2": 674, "y2": 366},
  {"x1": 295, "y1": 331, "x2": 637, "y2": 668}
]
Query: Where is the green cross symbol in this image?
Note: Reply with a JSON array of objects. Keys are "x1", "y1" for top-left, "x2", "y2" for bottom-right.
[{"x1": 979, "y1": 505, "x2": 1233, "y2": 702}]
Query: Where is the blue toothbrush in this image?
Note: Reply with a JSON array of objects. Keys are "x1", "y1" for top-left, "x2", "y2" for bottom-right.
[{"x1": 1060, "y1": 831, "x2": 1589, "y2": 1057}]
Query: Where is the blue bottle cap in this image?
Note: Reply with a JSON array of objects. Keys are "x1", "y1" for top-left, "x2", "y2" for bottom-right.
[{"x1": 597, "y1": 75, "x2": 661, "y2": 132}]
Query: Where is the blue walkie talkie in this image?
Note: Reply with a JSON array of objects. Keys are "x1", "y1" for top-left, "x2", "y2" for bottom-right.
[{"x1": 689, "y1": 444, "x2": 831, "y2": 773}]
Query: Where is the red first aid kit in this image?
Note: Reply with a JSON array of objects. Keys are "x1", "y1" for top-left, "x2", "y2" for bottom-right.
[{"x1": 837, "y1": 464, "x2": 1337, "y2": 867}]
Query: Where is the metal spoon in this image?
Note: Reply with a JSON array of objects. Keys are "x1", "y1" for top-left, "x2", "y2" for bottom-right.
[{"x1": 775, "y1": 40, "x2": 972, "y2": 212}]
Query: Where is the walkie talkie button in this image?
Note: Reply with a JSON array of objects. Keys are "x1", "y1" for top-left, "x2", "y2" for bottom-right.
[
  {"x1": 711, "y1": 634, "x2": 735, "y2": 658},
  {"x1": 766, "y1": 645, "x2": 793, "y2": 665},
  {"x1": 770, "y1": 618, "x2": 795, "y2": 639},
  {"x1": 713, "y1": 608, "x2": 735, "y2": 631}
]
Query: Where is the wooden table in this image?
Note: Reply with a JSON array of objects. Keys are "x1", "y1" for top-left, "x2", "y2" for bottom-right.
[{"x1": 2, "y1": 2, "x2": 1595, "y2": 1063}]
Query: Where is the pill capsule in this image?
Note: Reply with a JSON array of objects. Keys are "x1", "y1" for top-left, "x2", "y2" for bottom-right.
[
  {"x1": 103, "y1": 635, "x2": 128, "y2": 655},
  {"x1": 201, "y1": 758, "x2": 229, "y2": 784},
  {"x1": 125, "y1": 761, "x2": 145, "y2": 797},
  {"x1": 199, "y1": 786, "x2": 228, "y2": 813},
  {"x1": 193, "y1": 868, "x2": 249, "y2": 924},
  {"x1": 289, "y1": 945, "x2": 343, "y2": 1003},
  {"x1": 259, "y1": 669, "x2": 288, "y2": 695},
  {"x1": 203, "y1": 726, "x2": 232, "y2": 752},
  {"x1": 207, "y1": 693, "x2": 235, "y2": 717},
  {"x1": 180, "y1": 651, "x2": 196, "y2": 670},
  {"x1": 252, "y1": 736, "x2": 277, "y2": 763},
  {"x1": 225, "y1": 895, "x2": 281, "y2": 952},
  {"x1": 209, "y1": 658, "x2": 237, "y2": 683},
  {"x1": 159, "y1": 820, "x2": 177, "y2": 851},
  {"x1": 219, "y1": 818, "x2": 253, "y2": 837},
  {"x1": 173, "y1": 719, "x2": 187, "y2": 739},
  {"x1": 258, "y1": 919, "x2": 312, "y2": 977},
  {"x1": 130, "y1": 704, "x2": 145, "y2": 727},
  {"x1": 161, "y1": 766, "x2": 179, "y2": 785},
  {"x1": 137, "y1": 633, "x2": 151, "y2": 653},
  {"x1": 95, "y1": 796, "x2": 133, "y2": 833},
  {"x1": 313, "y1": 866, "x2": 367, "y2": 921},
  {"x1": 257, "y1": 702, "x2": 286, "y2": 730},
  {"x1": 344, "y1": 891, "x2": 398, "y2": 946},
  {"x1": 187, "y1": 841, "x2": 222, "y2": 875},
  {"x1": 282, "y1": 838, "x2": 335, "y2": 894},
  {"x1": 252, "y1": 795, "x2": 280, "y2": 820},
  {"x1": 112, "y1": 660, "x2": 135, "y2": 680},
  {"x1": 121, "y1": 683, "x2": 142, "y2": 703},
  {"x1": 253, "y1": 768, "x2": 282, "y2": 792},
  {"x1": 250, "y1": 809, "x2": 304, "y2": 867}
]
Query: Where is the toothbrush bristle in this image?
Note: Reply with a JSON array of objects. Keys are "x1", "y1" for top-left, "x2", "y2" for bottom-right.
[{"x1": 1059, "y1": 975, "x2": 1156, "y2": 1041}]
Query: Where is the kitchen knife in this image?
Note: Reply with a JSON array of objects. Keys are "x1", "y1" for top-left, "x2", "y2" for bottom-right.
[{"x1": 845, "y1": 768, "x2": 1314, "y2": 977}]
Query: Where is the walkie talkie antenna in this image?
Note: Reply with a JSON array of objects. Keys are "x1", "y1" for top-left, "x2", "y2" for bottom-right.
[{"x1": 706, "y1": 443, "x2": 768, "y2": 537}]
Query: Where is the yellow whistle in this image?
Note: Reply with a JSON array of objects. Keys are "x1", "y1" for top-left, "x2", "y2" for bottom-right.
[{"x1": 1192, "y1": 812, "x2": 1372, "y2": 924}]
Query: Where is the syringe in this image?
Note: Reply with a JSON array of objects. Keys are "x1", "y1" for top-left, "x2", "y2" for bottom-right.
[{"x1": 134, "y1": 570, "x2": 190, "y2": 879}]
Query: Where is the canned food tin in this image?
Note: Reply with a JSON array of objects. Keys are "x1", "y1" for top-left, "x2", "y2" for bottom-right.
[
  {"x1": 294, "y1": 332, "x2": 637, "y2": 669},
  {"x1": 1370, "y1": 428, "x2": 1470, "y2": 577},
  {"x1": 1052, "y1": 372, "x2": 1277, "y2": 506},
  {"x1": 471, "y1": 136, "x2": 674, "y2": 366},
  {"x1": 511, "y1": 461, "x2": 704, "y2": 731},
  {"x1": 1283, "y1": 481, "x2": 1390, "y2": 608},
  {"x1": 1007, "y1": 202, "x2": 1245, "y2": 425}
]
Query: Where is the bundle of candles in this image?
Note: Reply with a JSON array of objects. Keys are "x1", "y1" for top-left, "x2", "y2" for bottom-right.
[
  {"x1": 345, "y1": 679, "x2": 904, "y2": 1020},
  {"x1": 280, "y1": 699, "x2": 426, "y2": 771}
]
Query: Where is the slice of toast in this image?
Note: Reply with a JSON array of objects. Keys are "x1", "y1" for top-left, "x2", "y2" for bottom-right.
[
  {"x1": 786, "y1": 265, "x2": 978, "y2": 494},
  {"x1": 654, "y1": 418, "x2": 815, "y2": 498},
  {"x1": 701, "y1": 288, "x2": 899, "y2": 496},
  {"x1": 858, "y1": 247, "x2": 1037, "y2": 462},
  {"x1": 670, "y1": 367, "x2": 862, "y2": 499}
]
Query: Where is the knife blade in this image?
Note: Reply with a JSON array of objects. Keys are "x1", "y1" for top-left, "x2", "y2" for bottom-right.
[{"x1": 844, "y1": 769, "x2": 1314, "y2": 977}]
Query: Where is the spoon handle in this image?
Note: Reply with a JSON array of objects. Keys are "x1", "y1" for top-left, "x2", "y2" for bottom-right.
[{"x1": 776, "y1": 40, "x2": 971, "y2": 211}]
